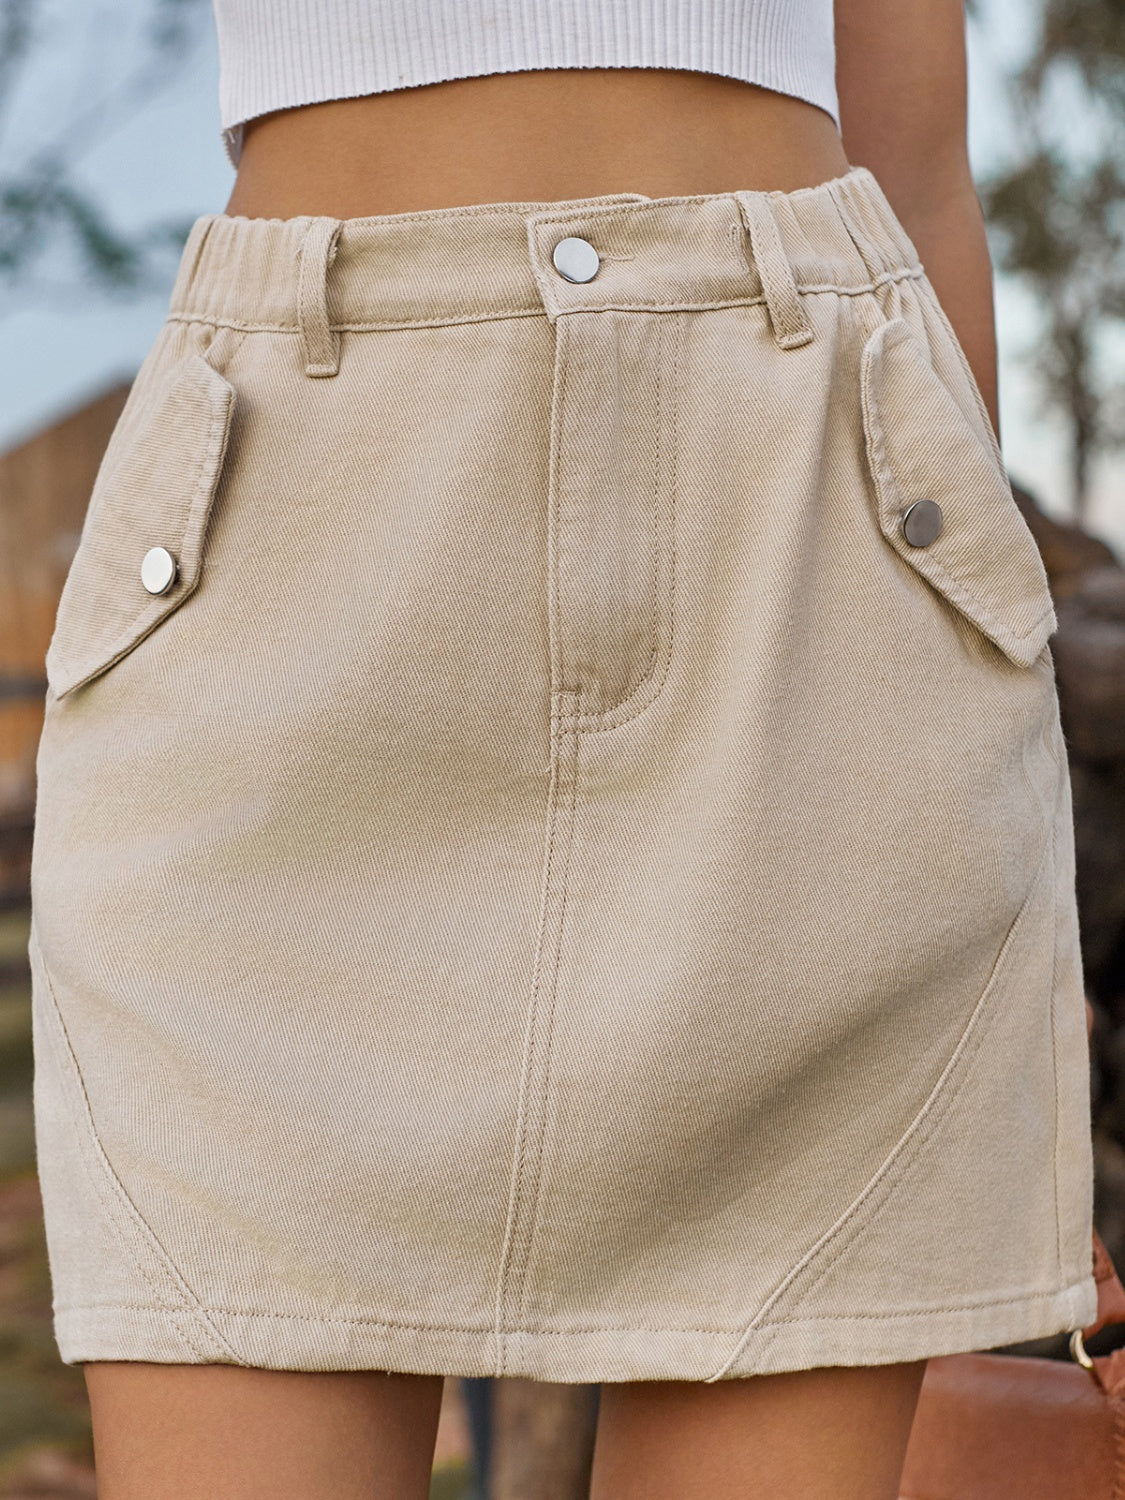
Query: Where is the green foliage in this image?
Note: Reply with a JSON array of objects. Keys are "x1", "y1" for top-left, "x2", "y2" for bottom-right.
[
  {"x1": 1033, "y1": 0, "x2": 1125, "y2": 107},
  {"x1": 0, "y1": 167, "x2": 141, "y2": 283},
  {"x1": 0, "y1": 162, "x2": 195, "y2": 289},
  {"x1": 0, "y1": 0, "x2": 210, "y2": 300},
  {"x1": 979, "y1": 0, "x2": 1125, "y2": 517},
  {"x1": 0, "y1": 0, "x2": 33, "y2": 96}
]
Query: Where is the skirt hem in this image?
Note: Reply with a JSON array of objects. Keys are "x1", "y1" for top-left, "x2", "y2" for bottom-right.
[{"x1": 54, "y1": 1270, "x2": 1098, "y2": 1382}]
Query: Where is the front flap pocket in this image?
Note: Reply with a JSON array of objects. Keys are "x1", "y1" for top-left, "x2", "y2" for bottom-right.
[
  {"x1": 860, "y1": 316, "x2": 1056, "y2": 669},
  {"x1": 46, "y1": 352, "x2": 236, "y2": 699}
]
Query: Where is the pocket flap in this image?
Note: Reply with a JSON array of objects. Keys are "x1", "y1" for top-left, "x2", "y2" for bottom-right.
[
  {"x1": 860, "y1": 317, "x2": 1056, "y2": 669},
  {"x1": 46, "y1": 352, "x2": 236, "y2": 699}
]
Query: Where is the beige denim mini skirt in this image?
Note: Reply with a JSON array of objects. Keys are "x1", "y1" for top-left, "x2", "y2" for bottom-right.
[{"x1": 28, "y1": 165, "x2": 1098, "y2": 1381}]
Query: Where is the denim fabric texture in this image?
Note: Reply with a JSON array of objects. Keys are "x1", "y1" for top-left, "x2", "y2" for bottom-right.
[{"x1": 28, "y1": 165, "x2": 1098, "y2": 1381}]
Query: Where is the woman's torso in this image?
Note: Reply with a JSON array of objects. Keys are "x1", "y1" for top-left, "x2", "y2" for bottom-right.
[{"x1": 222, "y1": 69, "x2": 851, "y2": 221}]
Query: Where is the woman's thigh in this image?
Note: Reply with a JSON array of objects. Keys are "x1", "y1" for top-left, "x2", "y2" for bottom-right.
[
  {"x1": 589, "y1": 1359, "x2": 928, "y2": 1500},
  {"x1": 82, "y1": 1362, "x2": 445, "y2": 1500}
]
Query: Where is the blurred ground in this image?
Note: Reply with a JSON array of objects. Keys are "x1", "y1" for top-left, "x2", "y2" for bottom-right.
[{"x1": 0, "y1": 907, "x2": 94, "y2": 1498}]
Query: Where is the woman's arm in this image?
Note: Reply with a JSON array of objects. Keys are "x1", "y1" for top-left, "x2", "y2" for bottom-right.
[{"x1": 835, "y1": 0, "x2": 1001, "y2": 444}]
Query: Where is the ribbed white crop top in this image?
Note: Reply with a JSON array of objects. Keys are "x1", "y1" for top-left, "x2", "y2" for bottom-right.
[{"x1": 212, "y1": 1, "x2": 839, "y2": 168}]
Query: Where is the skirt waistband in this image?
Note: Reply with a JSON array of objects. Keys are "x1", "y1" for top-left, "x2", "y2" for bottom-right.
[{"x1": 168, "y1": 165, "x2": 922, "y2": 339}]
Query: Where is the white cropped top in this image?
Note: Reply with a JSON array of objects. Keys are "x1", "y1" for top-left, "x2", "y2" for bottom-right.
[{"x1": 212, "y1": 0, "x2": 839, "y2": 167}]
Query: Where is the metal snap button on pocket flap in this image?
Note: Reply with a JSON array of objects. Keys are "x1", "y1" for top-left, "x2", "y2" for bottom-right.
[
  {"x1": 45, "y1": 351, "x2": 236, "y2": 699},
  {"x1": 140, "y1": 546, "x2": 178, "y2": 595},
  {"x1": 901, "y1": 499, "x2": 943, "y2": 547},
  {"x1": 860, "y1": 317, "x2": 1056, "y2": 669}
]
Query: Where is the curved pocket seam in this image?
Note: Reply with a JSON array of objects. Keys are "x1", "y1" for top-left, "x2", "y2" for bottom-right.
[
  {"x1": 704, "y1": 814, "x2": 1058, "y2": 1380},
  {"x1": 29, "y1": 921, "x2": 243, "y2": 1363}
]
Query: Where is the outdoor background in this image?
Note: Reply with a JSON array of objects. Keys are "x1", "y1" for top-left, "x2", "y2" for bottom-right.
[{"x1": 0, "y1": 1, "x2": 1123, "y2": 1497}]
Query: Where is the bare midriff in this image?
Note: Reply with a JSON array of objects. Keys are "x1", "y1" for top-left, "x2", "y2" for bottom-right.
[{"x1": 222, "y1": 68, "x2": 853, "y2": 220}]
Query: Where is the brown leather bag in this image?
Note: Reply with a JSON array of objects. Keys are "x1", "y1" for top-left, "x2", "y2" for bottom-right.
[{"x1": 898, "y1": 1226, "x2": 1125, "y2": 1497}]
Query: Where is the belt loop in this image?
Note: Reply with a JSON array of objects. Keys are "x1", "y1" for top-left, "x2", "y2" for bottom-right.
[
  {"x1": 296, "y1": 217, "x2": 344, "y2": 377},
  {"x1": 733, "y1": 191, "x2": 814, "y2": 350}
]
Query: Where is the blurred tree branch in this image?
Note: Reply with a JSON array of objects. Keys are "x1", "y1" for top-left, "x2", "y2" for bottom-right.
[
  {"x1": 0, "y1": 0, "x2": 208, "y2": 306},
  {"x1": 0, "y1": 0, "x2": 33, "y2": 130},
  {"x1": 978, "y1": 0, "x2": 1125, "y2": 521}
]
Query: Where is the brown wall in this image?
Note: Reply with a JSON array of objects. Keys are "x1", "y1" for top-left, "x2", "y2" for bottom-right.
[{"x1": 0, "y1": 382, "x2": 131, "y2": 818}]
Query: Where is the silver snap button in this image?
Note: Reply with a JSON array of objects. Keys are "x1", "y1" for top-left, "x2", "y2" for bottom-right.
[
  {"x1": 901, "y1": 499, "x2": 944, "y2": 548},
  {"x1": 552, "y1": 236, "x2": 601, "y2": 284},
  {"x1": 141, "y1": 545, "x2": 178, "y2": 595}
]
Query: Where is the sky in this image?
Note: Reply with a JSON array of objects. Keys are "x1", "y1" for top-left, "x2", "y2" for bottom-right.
[{"x1": 0, "y1": 0, "x2": 1122, "y2": 557}]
